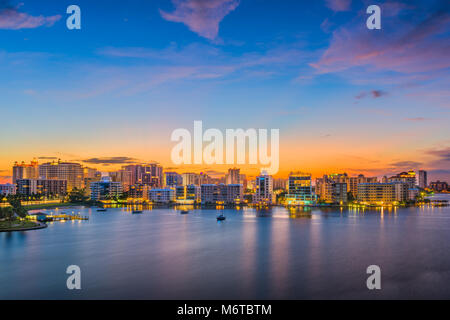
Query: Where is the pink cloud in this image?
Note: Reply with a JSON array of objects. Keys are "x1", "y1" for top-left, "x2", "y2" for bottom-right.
[
  {"x1": 325, "y1": 0, "x2": 351, "y2": 12},
  {"x1": 312, "y1": 4, "x2": 450, "y2": 75},
  {"x1": 0, "y1": 4, "x2": 61, "y2": 30},
  {"x1": 160, "y1": 0, "x2": 240, "y2": 40}
]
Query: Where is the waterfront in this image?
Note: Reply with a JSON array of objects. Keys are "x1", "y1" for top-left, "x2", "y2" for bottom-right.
[{"x1": 1, "y1": 194, "x2": 450, "y2": 300}]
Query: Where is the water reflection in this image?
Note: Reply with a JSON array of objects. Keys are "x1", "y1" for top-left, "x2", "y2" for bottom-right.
[{"x1": 1, "y1": 195, "x2": 450, "y2": 299}]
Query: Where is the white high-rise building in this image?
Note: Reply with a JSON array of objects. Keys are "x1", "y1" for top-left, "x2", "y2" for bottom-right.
[{"x1": 254, "y1": 172, "x2": 274, "y2": 204}]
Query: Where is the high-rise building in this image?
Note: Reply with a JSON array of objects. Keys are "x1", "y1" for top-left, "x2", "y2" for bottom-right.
[
  {"x1": 273, "y1": 178, "x2": 287, "y2": 191},
  {"x1": 285, "y1": 172, "x2": 314, "y2": 205},
  {"x1": 357, "y1": 182, "x2": 410, "y2": 204},
  {"x1": 239, "y1": 174, "x2": 248, "y2": 189},
  {"x1": 347, "y1": 174, "x2": 378, "y2": 198},
  {"x1": 122, "y1": 164, "x2": 163, "y2": 188},
  {"x1": 164, "y1": 172, "x2": 182, "y2": 188},
  {"x1": 316, "y1": 175, "x2": 348, "y2": 204},
  {"x1": 388, "y1": 171, "x2": 416, "y2": 189},
  {"x1": 109, "y1": 169, "x2": 132, "y2": 192},
  {"x1": 149, "y1": 188, "x2": 175, "y2": 203},
  {"x1": 226, "y1": 184, "x2": 243, "y2": 204},
  {"x1": 254, "y1": 172, "x2": 274, "y2": 204},
  {"x1": 0, "y1": 184, "x2": 16, "y2": 196},
  {"x1": 182, "y1": 173, "x2": 199, "y2": 186},
  {"x1": 176, "y1": 185, "x2": 200, "y2": 204},
  {"x1": 418, "y1": 170, "x2": 428, "y2": 189},
  {"x1": 357, "y1": 183, "x2": 395, "y2": 205},
  {"x1": 226, "y1": 168, "x2": 240, "y2": 185},
  {"x1": 90, "y1": 177, "x2": 123, "y2": 201},
  {"x1": 12, "y1": 160, "x2": 39, "y2": 184},
  {"x1": 128, "y1": 184, "x2": 150, "y2": 200},
  {"x1": 16, "y1": 179, "x2": 67, "y2": 197},
  {"x1": 200, "y1": 184, "x2": 218, "y2": 204},
  {"x1": 39, "y1": 161, "x2": 83, "y2": 191},
  {"x1": 199, "y1": 184, "x2": 241, "y2": 204}
]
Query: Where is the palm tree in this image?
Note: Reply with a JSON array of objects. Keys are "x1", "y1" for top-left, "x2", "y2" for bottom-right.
[{"x1": 0, "y1": 207, "x2": 14, "y2": 221}]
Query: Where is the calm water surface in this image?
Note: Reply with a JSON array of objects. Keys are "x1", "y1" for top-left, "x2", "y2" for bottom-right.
[{"x1": 1, "y1": 194, "x2": 450, "y2": 299}]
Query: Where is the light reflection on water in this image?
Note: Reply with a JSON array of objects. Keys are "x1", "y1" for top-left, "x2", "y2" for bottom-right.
[{"x1": 1, "y1": 194, "x2": 450, "y2": 300}]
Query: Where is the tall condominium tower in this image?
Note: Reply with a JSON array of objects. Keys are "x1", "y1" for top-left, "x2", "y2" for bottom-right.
[
  {"x1": 38, "y1": 160, "x2": 83, "y2": 191},
  {"x1": 418, "y1": 170, "x2": 428, "y2": 189},
  {"x1": 12, "y1": 160, "x2": 39, "y2": 184}
]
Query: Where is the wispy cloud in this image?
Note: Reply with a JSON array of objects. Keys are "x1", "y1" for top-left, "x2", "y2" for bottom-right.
[
  {"x1": 160, "y1": 0, "x2": 240, "y2": 40},
  {"x1": 355, "y1": 90, "x2": 388, "y2": 99},
  {"x1": 325, "y1": 0, "x2": 351, "y2": 12},
  {"x1": 312, "y1": 1, "x2": 450, "y2": 75},
  {"x1": 0, "y1": 1, "x2": 61, "y2": 30},
  {"x1": 390, "y1": 161, "x2": 423, "y2": 169},
  {"x1": 82, "y1": 157, "x2": 139, "y2": 165},
  {"x1": 404, "y1": 117, "x2": 430, "y2": 122}
]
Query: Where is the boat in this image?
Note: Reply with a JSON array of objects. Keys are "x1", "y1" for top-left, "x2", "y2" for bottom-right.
[
  {"x1": 97, "y1": 208, "x2": 107, "y2": 212},
  {"x1": 180, "y1": 210, "x2": 189, "y2": 215},
  {"x1": 132, "y1": 210, "x2": 143, "y2": 214},
  {"x1": 217, "y1": 214, "x2": 226, "y2": 221}
]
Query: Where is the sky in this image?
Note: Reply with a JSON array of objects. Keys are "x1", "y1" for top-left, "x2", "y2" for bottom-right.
[{"x1": 0, "y1": 0, "x2": 449, "y2": 182}]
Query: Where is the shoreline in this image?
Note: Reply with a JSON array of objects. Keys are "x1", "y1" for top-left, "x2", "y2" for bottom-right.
[{"x1": 0, "y1": 221, "x2": 47, "y2": 233}]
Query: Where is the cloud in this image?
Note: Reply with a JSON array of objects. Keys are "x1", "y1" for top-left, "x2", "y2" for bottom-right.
[
  {"x1": 204, "y1": 170, "x2": 225, "y2": 176},
  {"x1": 427, "y1": 148, "x2": 450, "y2": 162},
  {"x1": 88, "y1": 43, "x2": 310, "y2": 96},
  {"x1": 404, "y1": 117, "x2": 430, "y2": 122},
  {"x1": 82, "y1": 157, "x2": 139, "y2": 165},
  {"x1": 0, "y1": 1, "x2": 61, "y2": 30},
  {"x1": 320, "y1": 18, "x2": 334, "y2": 33},
  {"x1": 390, "y1": 161, "x2": 423, "y2": 168},
  {"x1": 325, "y1": 0, "x2": 351, "y2": 12},
  {"x1": 160, "y1": 0, "x2": 240, "y2": 40},
  {"x1": 355, "y1": 90, "x2": 387, "y2": 99},
  {"x1": 312, "y1": 2, "x2": 450, "y2": 76},
  {"x1": 38, "y1": 156, "x2": 59, "y2": 160}
]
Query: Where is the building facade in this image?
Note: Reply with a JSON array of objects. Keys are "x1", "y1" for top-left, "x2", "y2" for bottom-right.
[
  {"x1": 226, "y1": 168, "x2": 240, "y2": 185},
  {"x1": 90, "y1": 177, "x2": 123, "y2": 201},
  {"x1": 39, "y1": 161, "x2": 83, "y2": 191},
  {"x1": 418, "y1": 170, "x2": 428, "y2": 189},
  {"x1": 285, "y1": 172, "x2": 314, "y2": 205},
  {"x1": 176, "y1": 185, "x2": 200, "y2": 204},
  {"x1": 16, "y1": 179, "x2": 67, "y2": 197},
  {"x1": 128, "y1": 184, "x2": 150, "y2": 200},
  {"x1": 149, "y1": 188, "x2": 175, "y2": 203},
  {"x1": 0, "y1": 184, "x2": 16, "y2": 196},
  {"x1": 388, "y1": 171, "x2": 417, "y2": 189},
  {"x1": 429, "y1": 181, "x2": 449, "y2": 192},
  {"x1": 12, "y1": 160, "x2": 39, "y2": 184},
  {"x1": 254, "y1": 173, "x2": 274, "y2": 204},
  {"x1": 164, "y1": 172, "x2": 182, "y2": 188}
]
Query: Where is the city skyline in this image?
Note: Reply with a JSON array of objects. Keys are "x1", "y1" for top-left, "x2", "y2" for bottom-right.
[
  {"x1": 1, "y1": 0, "x2": 449, "y2": 183},
  {"x1": 3, "y1": 157, "x2": 444, "y2": 187}
]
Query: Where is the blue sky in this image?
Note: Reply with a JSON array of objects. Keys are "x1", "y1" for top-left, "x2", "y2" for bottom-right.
[{"x1": 0, "y1": 0, "x2": 449, "y2": 181}]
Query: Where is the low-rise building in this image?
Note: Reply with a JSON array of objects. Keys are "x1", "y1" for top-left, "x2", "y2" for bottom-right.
[
  {"x1": 429, "y1": 181, "x2": 449, "y2": 192},
  {"x1": 149, "y1": 188, "x2": 175, "y2": 203}
]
